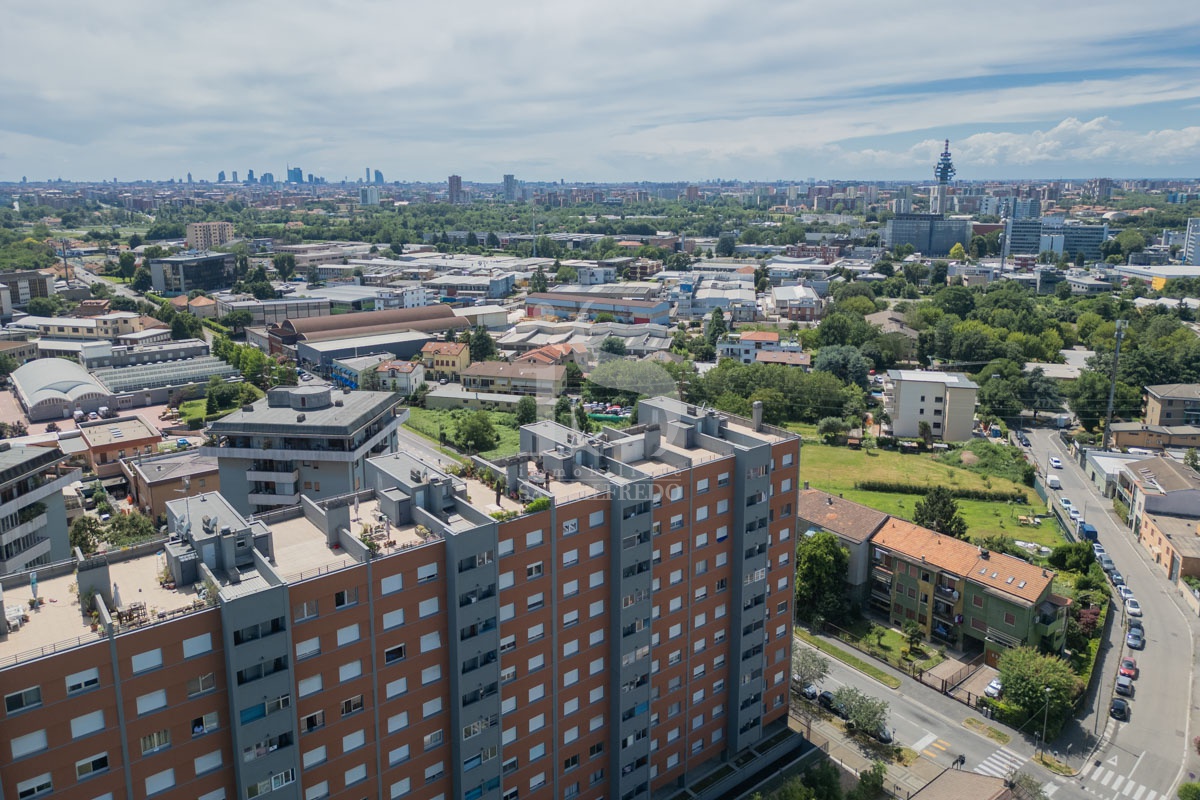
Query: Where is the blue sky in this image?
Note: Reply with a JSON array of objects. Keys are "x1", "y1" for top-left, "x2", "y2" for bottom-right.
[{"x1": 2, "y1": 0, "x2": 1200, "y2": 183}]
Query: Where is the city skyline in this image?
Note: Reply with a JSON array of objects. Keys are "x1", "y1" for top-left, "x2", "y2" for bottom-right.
[{"x1": 2, "y1": 2, "x2": 1200, "y2": 182}]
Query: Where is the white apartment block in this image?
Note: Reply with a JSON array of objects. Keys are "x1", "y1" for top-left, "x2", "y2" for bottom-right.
[{"x1": 885, "y1": 370, "x2": 978, "y2": 442}]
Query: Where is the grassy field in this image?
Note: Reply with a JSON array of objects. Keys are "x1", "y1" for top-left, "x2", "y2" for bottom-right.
[
  {"x1": 405, "y1": 407, "x2": 522, "y2": 460},
  {"x1": 794, "y1": 629, "x2": 901, "y2": 689},
  {"x1": 802, "y1": 442, "x2": 1061, "y2": 546}
]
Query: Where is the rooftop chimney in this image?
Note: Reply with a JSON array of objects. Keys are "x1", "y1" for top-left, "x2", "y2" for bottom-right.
[{"x1": 752, "y1": 400, "x2": 763, "y2": 431}]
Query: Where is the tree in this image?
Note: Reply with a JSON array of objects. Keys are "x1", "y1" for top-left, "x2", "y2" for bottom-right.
[
  {"x1": 1177, "y1": 783, "x2": 1200, "y2": 800},
  {"x1": 132, "y1": 267, "x2": 152, "y2": 292},
  {"x1": 1008, "y1": 771, "x2": 1049, "y2": 800},
  {"x1": 69, "y1": 516, "x2": 103, "y2": 555},
  {"x1": 902, "y1": 620, "x2": 923, "y2": 648},
  {"x1": 813, "y1": 345, "x2": 871, "y2": 389},
  {"x1": 563, "y1": 361, "x2": 583, "y2": 393},
  {"x1": 0, "y1": 354, "x2": 17, "y2": 378},
  {"x1": 106, "y1": 511, "x2": 157, "y2": 545},
  {"x1": 26, "y1": 296, "x2": 57, "y2": 316},
  {"x1": 515, "y1": 396, "x2": 538, "y2": 426},
  {"x1": 918, "y1": 420, "x2": 933, "y2": 446},
  {"x1": 978, "y1": 376, "x2": 1023, "y2": 422},
  {"x1": 118, "y1": 250, "x2": 137, "y2": 282},
  {"x1": 486, "y1": 232, "x2": 501, "y2": 248},
  {"x1": 222, "y1": 309, "x2": 254, "y2": 334},
  {"x1": 469, "y1": 327, "x2": 497, "y2": 361},
  {"x1": 599, "y1": 336, "x2": 627, "y2": 356},
  {"x1": 554, "y1": 264, "x2": 578, "y2": 283},
  {"x1": 716, "y1": 234, "x2": 736, "y2": 257},
  {"x1": 170, "y1": 312, "x2": 203, "y2": 341},
  {"x1": 530, "y1": 267, "x2": 548, "y2": 293},
  {"x1": 455, "y1": 411, "x2": 499, "y2": 453},
  {"x1": 272, "y1": 252, "x2": 297, "y2": 281},
  {"x1": 554, "y1": 396, "x2": 572, "y2": 426},
  {"x1": 360, "y1": 367, "x2": 383, "y2": 391},
  {"x1": 794, "y1": 531, "x2": 850, "y2": 623},
  {"x1": 574, "y1": 404, "x2": 594, "y2": 433},
  {"x1": 706, "y1": 307, "x2": 727, "y2": 345},
  {"x1": 1021, "y1": 367, "x2": 1064, "y2": 420},
  {"x1": 832, "y1": 686, "x2": 889, "y2": 738},
  {"x1": 948, "y1": 242, "x2": 967, "y2": 261},
  {"x1": 913, "y1": 486, "x2": 968, "y2": 539},
  {"x1": 996, "y1": 646, "x2": 1082, "y2": 741},
  {"x1": 1187, "y1": 448, "x2": 1200, "y2": 473},
  {"x1": 817, "y1": 416, "x2": 849, "y2": 442},
  {"x1": 128, "y1": 233, "x2": 143, "y2": 249},
  {"x1": 791, "y1": 648, "x2": 831, "y2": 691}
]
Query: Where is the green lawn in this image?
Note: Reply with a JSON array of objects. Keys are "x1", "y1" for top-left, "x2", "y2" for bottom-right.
[
  {"x1": 802, "y1": 442, "x2": 1061, "y2": 545},
  {"x1": 405, "y1": 407, "x2": 522, "y2": 460}
]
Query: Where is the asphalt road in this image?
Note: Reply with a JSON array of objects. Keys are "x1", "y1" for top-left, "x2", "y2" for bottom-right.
[
  {"x1": 395, "y1": 424, "x2": 458, "y2": 471},
  {"x1": 1025, "y1": 428, "x2": 1197, "y2": 800}
]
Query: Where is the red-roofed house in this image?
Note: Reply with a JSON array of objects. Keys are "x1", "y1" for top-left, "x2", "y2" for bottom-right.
[{"x1": 421, "y1": 341, "x2": 470, "y2": 380}]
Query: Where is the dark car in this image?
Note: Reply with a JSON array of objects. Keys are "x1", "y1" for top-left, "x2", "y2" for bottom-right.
[
  {"x1": 1017, "y1": 433, "x2": 1030, "y2": 447},
  {"x1": 1126, "y1": 629, "x2": 1145, "y2": 650},
  {"x1": 1128, "y1": 618, "x2": 1144, "y2": 635},
  {"x1": 818, "y1": 691, "x2": 847, "y2": 719},
  {"x1": 873, "y1": 726, "x2": 894, "y2": 745},
  {"x1": 1115, "y1": 676, "x2": 1134, "y2": 697},
  {"x1": 1110, "y1": 697, "x2": 1130, "y2": 721},
  {"x1": 1110, "y1": 570, "x2": 1125, "y2": 587}
]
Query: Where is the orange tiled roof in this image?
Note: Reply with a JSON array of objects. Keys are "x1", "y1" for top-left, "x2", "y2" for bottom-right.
[
  {"x1": 421, "y1": 341, "x2": 467, "y2": 356},
  {"x1": 739, "y1": 331, "x2": 780, "y2": 343},
  {"x1": 872, "y1": 518, "x2": 1053, "y2": 605}
]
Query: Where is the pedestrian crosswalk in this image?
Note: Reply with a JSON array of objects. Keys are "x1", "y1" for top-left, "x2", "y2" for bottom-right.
[
  {"x1": 972, "y1": 746, "x2": 1027, "y2": 778},
  {"x1": 1078, "y1": 760, "x2": 1159, "y2": 800},
  {"x1": 918, "y1": 736, "x2": 949, "y2": 759}
]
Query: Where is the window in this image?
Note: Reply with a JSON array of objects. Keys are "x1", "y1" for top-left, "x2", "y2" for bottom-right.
[
  {"x1": 341, "y1": 695, "x2": 364, "y2": 716},
  {"x1": 590, "y1": 629, "x2": 604, "y2": 646},
  {"x1": 194, "y1": 749, "x2": 222, "y2": 775},
  {"x1": 302, "y1": 711, "x2": 326, "y2": 733},
  {"x1": 419, "y1": 597, "x2": 440, "y2": 617},
  {"x1": 499, "y1": 538, "x2": 514, "y2": 556},
  {"x1": 425, "y1": 761, "x2": 445, "y2": 782},
  {"x1": 563, "y1": 518, "x2": 579, "y2": 536},
  {"x1": 131, "y1": 648, "x2": 163, "y2": 673},
  {"x1": 345, "y1": 764, "x2": 367, "y2": 787},
  {"x1": 424, "y1": 729, "x2": 444, "y2": 749},
  {"x1": 422, "y1": 665, "x2": 442, "y2": 685},
  {"x1": 382, "y1": 608, "x2": 405, "y2": 629},
  {"x1": 563, "y1": 549, "x2": 578, "y2": 566},
  {"x1": 423, "y1": 697, "x2": 443, "y2": 718},
  {"x1": 182, "y1": 633, "x2": 213, "y2": 658},
  {"x1": 696, "y1": 505, "x2": 709, "y2": 521},
  {"x1": 334, "y1": 587, "x2": 358, "y2": 608},
  {"x1": 420, "y1": 632, "x2": 441, "y2": 652},
  {"x1": 337, "y1": 623, "x2": 360, "y2": 646},
  {"x1": 387, "y1": 711, "x2": 409, "y2": 733},
  {"x1": 529, "y1": 652, "x2": 545, "y2": 671},
  {"x1": 137, "y1": 689, "x2": 168, "y2": 715},
  {"x1": 11, "y1": 729, "x2": 48, "y2": 758},
  {"x1": 145, "y1": 768, "x2": 175, "y2": 796},
  {"x1": 528, "y1": 623, "x2": 545, "y2": 641},
  {"x1": 589, "y1": 540, "x2": 604, "y2": 557},
  {"x1": 529, "y1": 713, "x2": 546, "y2": 732},
  {"x1": 697, "y1": 477, "x2": 710, "y2": 493},
  {"x1": 66, "y1": 669, "x2": 100, "y2": 695},
  {"x1": 343, "y1": 729, "x2": 366, "y2": 752},
  {"x1": 389, "y1": 744, "x2": 410, "y2": 765},
  {"x1": 500, "y1": 571, "x2": 514, "y2": 589},
  {"x1": 381, "y1": 574, "x2": 403, "y2": 595},
  {"x1": 16, "y1": 773, "x2": 52, "y2": 799},
  {"x1": 527, "y1": 529, "x2": 543, "y2": 547},
  {"x1": 590, "y1": 600, "x2": 604, "y2": 618},
  {"x1": 5, "y1": 686, "x2": 42, "y2": 714},
  {"x1": 296, "y1": 636, "x2": 321, "y2": 659},
  {"x1": 340, "y1": 660, "x2": 363, "y2": 682},
  {"x1": 1004, "y1": 611, "x2": 1016, "y2": 626},
  {"x1": 564, "y1": 609, "x2": 579, "y2": 627},
  {"x1": 972, "y1": 594, "x2": 984, "y2": 608},
  {"x1": 71, "y1": 709, "x2": 106, "y2": 738},
  {"x1": 192, "y1": 712, "x2": 218, "y2": 736},
  {"x1": 527, "y1": 562, "x2": 544, "y2": 579},
  {"x1": 305, "y1": 782, "x2": 329, "y2": 800},
  {"x1": 385, "y1": 643, "x2": 406, "y2": 664},
  {"x1": 390, "y1": 778, "x2": 411, "y2": 799},
  {"x1": 590, "y1": 570, "x2": 604, "y2": 588},
  {"x1": 187, "y1": 672, "x2": 216, "y2": 697},
  {"x1": 563, "y1": 580, "x2": 579, "y2": 597},
  {"x1": 564, "y1": 668, "x2": 579, "y2": 686},
  {"x1": 76, "y1": 752, "x2": 109, "y2": 779}
]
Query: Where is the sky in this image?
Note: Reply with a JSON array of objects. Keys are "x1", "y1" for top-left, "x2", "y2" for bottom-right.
[{"x1": 4, "y1": 1, "x2": 1200, "y2": 184}]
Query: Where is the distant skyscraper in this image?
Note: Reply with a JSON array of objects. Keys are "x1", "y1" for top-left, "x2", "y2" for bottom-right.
[
  {"x1": 217, "y1": 170, "x2": 226, "y2": 183},
  {"x1": 287, "y1": 166, "x2": 303, "y2": 183},
  {"x1": 448, "y1": 174, "x2": 463, "y2": 204},
  {"x1": 929, "y1": 139, "x2": 956, "y2": 215},
  {"x1": 503, "y1": 173, "x2": 517, "y2": 202},
  {"x1": 260, "y1": 172, "x2": 274, "y2": 184},
  {"x1": 186, "y1": 172, "x2": 193, "y2": 184},
  {"x1": 247, "y1": 169, "x2": 255, "y2": 183},
  {"x1": 359, "y1": 186, "x2": 380, "y2": 206},
  {"x1": 374, "y1": 169, "x2": 384, "y2": 185},
  {"x1": 1183, "y1": 219, "x2": 1200, "y2": 265},
  {"x1": 366, "y1": 167, "x2": 371, "y2": 182},
  {"x1": 231, "y1": 171, "x2": 238, "y2": 183}
]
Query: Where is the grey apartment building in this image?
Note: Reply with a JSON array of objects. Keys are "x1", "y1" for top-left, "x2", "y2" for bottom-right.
[
  {"x1": 0, "y1": 397, "x2": 802, "y2": 800},
  {"x1": 882, "y1": 214, "x2": 970, "y2": 258},
  {"x1": 0, "y1": 443, "x2": 80, "y2": 575},
  {"x1": 149, "y1": 252, "x2": 237, "y2": 296},
  {"x1": 202, "y1": 385, "x2": 407, "y2": 516}
]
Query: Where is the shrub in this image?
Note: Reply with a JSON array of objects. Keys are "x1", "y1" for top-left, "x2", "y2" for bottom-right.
[
  {"x1": 524, "y1": 497, "x2": 550, "y2": 514},
  {"x1": 854, "y1": 480, "x2": 1026, "y2": 503}
]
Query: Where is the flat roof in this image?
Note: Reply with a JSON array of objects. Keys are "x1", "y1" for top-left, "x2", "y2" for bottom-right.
[
  {"x1": 208, "y1": 388, "x2": 402, "y2": 436},
  {"x1": 78, "y1": 415, "x2": 162, "y2": 447},
  {"x1": 1145, "y1": 513, "x2": 1200, "y2": 559},
  {"x1": 299, "y1": 330, "x2": 428, "y2": 353},
  {"x1": 126, "y1": 450, "x2": 219, "y2": 485},
  {"x1": 887, "y1": 369, "x2": 978, "y2": 389}
]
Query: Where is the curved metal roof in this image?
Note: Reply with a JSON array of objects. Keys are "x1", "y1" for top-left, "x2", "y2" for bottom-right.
[{"x1": 12, "y1": 359, "x2": 109, "y2": 409}]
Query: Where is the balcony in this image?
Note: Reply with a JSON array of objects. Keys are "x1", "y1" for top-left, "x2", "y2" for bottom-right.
[
  {"x1": 986, "y1": 626, "x2": 1024, "y2": 648},
  {"x1": 248, "y1": 491, "x2": 301, "y2": 507},
  {"x1": 0, "y1": 536, "x2": 51, "y2": 573},
  {"x1": 246, "y1": 469, "x2": 300, "y2": 484},
  {"x1": 933, "y1": 584, "x2": 960, "y2": 601},
  {"x1": 1, "y1": 513, "x2": 48, "y2": 548}
]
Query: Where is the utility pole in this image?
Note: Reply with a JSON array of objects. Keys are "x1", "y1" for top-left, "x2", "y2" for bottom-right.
[{"x1": 1101, "y1": 320, "x2": 1127, "y2": 452}]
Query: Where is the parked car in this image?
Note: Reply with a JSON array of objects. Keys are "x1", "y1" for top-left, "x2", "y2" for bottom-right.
[
  {"x1": 818, "y1": 691, "x2": 848, "y2": 719},
  {"x1": 1119, "y1": 657, "x2": 1138, "y2": 679},
  {"x1": 1069, "y1": 509, "x2": 1082, "y2": 521},
  {"x1": 1117, "y1": 585, "x2": 1135, "y2": 602},
  {"x1": 801, "y1": 684, "x2": 818, "y2": 701},
  {"x1": 1126, "y1": 598, "x2": 1143, "y2": 617},
  {"x1": 984, "y1": 678, "x2": 1003, "y2": 698},
  {"x1": 1126, "y1": 629, "x2": 1145, "y2": 650},
  {"x1": 1110, "y1": 697, "x2": 1130, "y2": 720},
  {"x1": 1050, "y1": 457, "x2": 1063, "y2": 469},
  {"x1": 1060, "y1": 497, "x2": 1073, "y2": 509},
  {"x1": 1017, "y1": 433, "x2": 1030, "y2": 447},
  {"x1": 1115, "y1": 675, "x2": 1135, "y2": 697},
  {"x1": 1099, "y1": 556, "x2": 1115, "y2": 572},
  {"x1": 1110, "y1": 570, "x2": 1125, "y2": 587},
  {"x1": 1128, "y1": 618, "x2": 1144, "y2": 635},
  {"x1": 872, "y1": 726, "x2": 894, "y2": 745},
  {"x1": 1093, "y1": 543, "x2": 1107, "y2": 560}
]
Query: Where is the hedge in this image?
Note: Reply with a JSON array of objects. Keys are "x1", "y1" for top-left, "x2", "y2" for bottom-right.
[
  {"x1": 202, "y1": 318, "x2": 231, "y2": 335},
  {"x1": 854, "y1": 480, "x2": 1027, "y2": 504}
]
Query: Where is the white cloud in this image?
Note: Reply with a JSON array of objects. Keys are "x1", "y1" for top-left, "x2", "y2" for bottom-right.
[{"x1": 2, "y1": 0, "x2": 1200, "y2": 179}]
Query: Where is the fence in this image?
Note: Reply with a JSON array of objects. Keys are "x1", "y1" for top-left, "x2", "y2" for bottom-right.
[{"x1": 822, "y1": 622, "x2": 932, "y2": 679}]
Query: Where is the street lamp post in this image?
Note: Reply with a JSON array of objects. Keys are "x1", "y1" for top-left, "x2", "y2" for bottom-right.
[{"x1": 1039, "y1": 686, "x2": 1052, "y2": 756}]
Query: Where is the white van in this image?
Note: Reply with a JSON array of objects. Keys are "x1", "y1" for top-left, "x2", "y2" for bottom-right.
[{"x1": 1046, "y1": 475, "x2": 1062, "y2": 489}]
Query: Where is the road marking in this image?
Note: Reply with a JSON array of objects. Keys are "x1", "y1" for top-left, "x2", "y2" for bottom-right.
[
  {"x1": 922, "y1": 750, "x2": 938, "y2": 759},
  {"x1": 912, "y1": 733, "x2": 936, "y2": 752},
  {"x1": 1043, "y1": 783, "x2": 1059, "y2": 797},
  {"x1": 932, "y1": 739, "x2": 947, "y2": 751},
  {"x1": 1081, "y1": 761, "x2": 1094, "y2": 777},
  {"x1": 973, "y1": 747, "x2": 1027, "y2": 778},
  {"x1": 1145, "y1": 791, "x2": 1158, "y2": 800},
  {"x1": 1100, "y1": 770, "x2": 1114, "y2": 787},
  {"x1": 1132, "y1": 787, "x2": 1146, "y2": 800},
  {"x1": 1123, "y1": 781, "x2": 1136, "y2": 796},
  {"x1": 1111, "y1": 776, "x2": 1124, "y2": 792}
]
